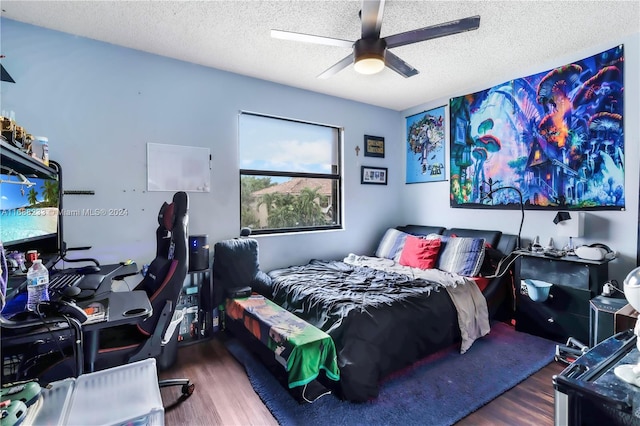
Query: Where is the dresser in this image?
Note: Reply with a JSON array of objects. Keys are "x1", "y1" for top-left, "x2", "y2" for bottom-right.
[{"x1": 514, "y1": 251, "x2": 610, "y2": 344}]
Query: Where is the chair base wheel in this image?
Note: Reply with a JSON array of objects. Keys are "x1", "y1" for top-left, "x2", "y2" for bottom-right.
[{"x1": 182, "y1": 383, "x2": 195, "y2": 396}]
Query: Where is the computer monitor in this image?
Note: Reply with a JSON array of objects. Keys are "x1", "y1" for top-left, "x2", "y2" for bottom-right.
[{"x1": 0, "y1": 153, "x2": 62, "y2": 264}]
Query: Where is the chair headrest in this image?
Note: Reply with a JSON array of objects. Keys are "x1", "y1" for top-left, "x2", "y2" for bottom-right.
[
  {"x1": 157, "y1": 192, "x2": 188, "y2": 233},
  {"x1": 157, "y1": 202, "x2": 175, "y2": 231}
]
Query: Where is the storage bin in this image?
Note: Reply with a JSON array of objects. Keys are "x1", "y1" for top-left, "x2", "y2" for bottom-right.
[
  {"x1": 522, "y1": 279, "x2": 553, "y2": 302},
  {"x1": 31, "y1": 378, "x2": 75, "y2": 425},
  {"x1": 65, "y1": 359, "x2": 164, "y2": 426}
]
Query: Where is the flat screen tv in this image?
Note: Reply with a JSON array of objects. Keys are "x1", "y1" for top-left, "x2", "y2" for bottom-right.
[{"x1": 0, "y1": 148, "x2": 61, "y2": 261}]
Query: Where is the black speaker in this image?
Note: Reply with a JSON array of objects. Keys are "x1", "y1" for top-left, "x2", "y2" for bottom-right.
[
  {"x1": 589, "y1": 296, "x2": 627, "y2": 347},
  {"x1": 188, "y1": 234, "x2": 209, "y2": 272}
]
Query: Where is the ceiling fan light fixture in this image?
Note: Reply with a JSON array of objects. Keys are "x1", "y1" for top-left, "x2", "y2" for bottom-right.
[
  {"x1": 354, "y1": 57, "x2": 385, "y2": 75},
  {"x1": 353, "y1": 38, "x2": 386, "y2": 75}
]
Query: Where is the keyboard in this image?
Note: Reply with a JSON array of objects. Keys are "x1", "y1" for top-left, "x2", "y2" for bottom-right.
[{"x1": 49, "y1": 273, "x2": 83, "y2": 293}]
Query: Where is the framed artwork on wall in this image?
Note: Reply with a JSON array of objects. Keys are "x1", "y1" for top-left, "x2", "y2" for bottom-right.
[
  {"x1": 364, "y1": 135, "x2": 385, "y2": 158},
  {"x1": 361, "y1": 166, "x2": 387, "y2": 185},
  {"x1": 405, "y1": 106, "x2": 446, "y2": 184},
  {"x1": 449, "y1": 45, "x2": 625, "y2": 211}
]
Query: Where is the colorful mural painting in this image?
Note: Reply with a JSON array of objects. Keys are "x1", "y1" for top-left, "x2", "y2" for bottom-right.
[
  {"x1": 406, "y1": 106, "x2": 446, "y2": 183},
  {"x1": 449, "y1": 45, "x2": 624, "y2": 210}
]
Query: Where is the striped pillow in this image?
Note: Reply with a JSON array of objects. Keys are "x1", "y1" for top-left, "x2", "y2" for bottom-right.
[
  {"x1": 375, "y1": 228, "x2": 408, "y2": 261},
  {"x1": 437, "y1": 237, "x2": 486, "y2": 277}
]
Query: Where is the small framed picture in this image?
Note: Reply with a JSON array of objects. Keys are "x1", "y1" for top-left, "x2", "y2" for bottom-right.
[
  {"x1": 364, "y1": 135, "x2": 385, "y2": 158},
  {"x1": 361, "y1": 166, "x2": 388, "y2": 185}
]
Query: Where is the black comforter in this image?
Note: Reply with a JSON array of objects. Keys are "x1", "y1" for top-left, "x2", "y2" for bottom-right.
[{"x1": 266, "y1": 259, "x2": 460, "y2": 402}]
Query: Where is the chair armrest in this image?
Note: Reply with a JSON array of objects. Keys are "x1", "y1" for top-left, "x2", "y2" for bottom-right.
[{"x1": 128, "y1": 300, "x2": 173, "y2": 363}]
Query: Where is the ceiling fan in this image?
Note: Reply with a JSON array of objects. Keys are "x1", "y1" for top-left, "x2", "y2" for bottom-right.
[{"x1": 271, "y1": 0, "x2": 480, "y2": 79}]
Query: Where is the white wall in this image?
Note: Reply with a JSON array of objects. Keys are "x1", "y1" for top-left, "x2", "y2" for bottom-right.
[
  {"x1": 400, "y1": 33, "x2": 640, "y2": 284},
  {"x1": 0, "y1": 19, "x2": 401, "y2": 271},
  {"x1": 3, "y1": 19, "x2": 638, "y2": 284}
]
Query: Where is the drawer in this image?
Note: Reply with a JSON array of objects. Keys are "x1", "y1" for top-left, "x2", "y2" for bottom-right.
[
  {"x1": 518, "y1": 279, "x2": 591, "y2": 316},
  {"x1": 519, "y1": 257, "x2": 591, "y2": 291},
  {"x1": 516, "y1": 301, "x2": 590, "y2": 343}
]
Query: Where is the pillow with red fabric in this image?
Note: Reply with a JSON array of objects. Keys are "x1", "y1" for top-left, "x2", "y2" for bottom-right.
[
  {"x1": 398, "y1": 235, "x2": 442, "y2": 269},
  {"x1": 468, "y1": 276, "x2": 490, "y2": 292}
]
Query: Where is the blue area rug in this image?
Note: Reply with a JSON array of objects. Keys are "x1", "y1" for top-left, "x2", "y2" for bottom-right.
[{"x1": 225, "y1": 321, "x2": 556, "y2": 426}]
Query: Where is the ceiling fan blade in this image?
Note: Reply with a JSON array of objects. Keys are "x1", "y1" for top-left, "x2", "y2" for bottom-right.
[
  {"x1": 384, "y1": 15, "x2": 480, "y2": 49},
  {"x1": 317, "y1": 53, "x2": 354, "y2": 79},
  {"x1": 384, "y1": 51, "x2": 419, "y2": 78},
  {"x1": 271, "y1": 29, "x2": 353, "y2": 48},
  {"x1": 361, "y1": 0, "x2": 385, "y2": 39}
]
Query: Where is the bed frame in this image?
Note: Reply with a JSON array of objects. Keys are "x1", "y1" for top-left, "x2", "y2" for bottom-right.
[{"x1": 214, "y1": 225, "x2": 518, "y2": 402}]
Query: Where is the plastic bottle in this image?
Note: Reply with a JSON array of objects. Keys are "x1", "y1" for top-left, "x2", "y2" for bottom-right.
[
  {"x1": 26, "y1": 259, "x2": 50, "y2": 311},
  {"x1": 33, "y1": 136, "x2": 49, "y2": 166}
]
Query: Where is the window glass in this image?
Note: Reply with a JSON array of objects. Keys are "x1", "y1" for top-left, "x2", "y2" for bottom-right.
[{"x1": 239, "y1": 113, "x2": 342, "y2": 234}]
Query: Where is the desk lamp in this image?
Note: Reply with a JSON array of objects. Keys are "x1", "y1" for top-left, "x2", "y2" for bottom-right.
[
  {"x1": 553, "y1": 211, "x2": 584, "y2": 254},
  {"x1": 614, "y1": 266, "x2": 640, "y2": 386}
]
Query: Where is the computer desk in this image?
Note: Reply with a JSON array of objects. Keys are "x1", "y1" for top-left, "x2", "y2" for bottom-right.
[
  {"x1": 72, "y1": 263, "x2": 153, "y2": 373},
  {"x1": 1, "y1": 263, "x2": 152, "y2": 377},
  {"x1": 82, "y1": 291, "x2": 152, "y2": 373}
]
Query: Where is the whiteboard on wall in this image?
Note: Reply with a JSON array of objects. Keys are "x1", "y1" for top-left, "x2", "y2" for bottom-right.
[{"x1": 147, "y1": 143, "x2": 211, "y2": 192}]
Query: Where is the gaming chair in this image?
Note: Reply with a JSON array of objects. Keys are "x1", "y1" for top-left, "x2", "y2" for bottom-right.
[{"x1": 94, "y1": 191, "x2": 193, "y2": 396}]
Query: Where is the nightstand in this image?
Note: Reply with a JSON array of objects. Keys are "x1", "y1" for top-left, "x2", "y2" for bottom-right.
[
  {"x1": 514, "y1": 251, "x2": 610, "y2": 344},
  {"x1": 589, "y1": 295, "x2": 628, "y2": 346}
]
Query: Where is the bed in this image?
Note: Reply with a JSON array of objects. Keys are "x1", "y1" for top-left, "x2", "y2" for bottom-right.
[{"x1": 213, "y1": 225, "x2": 518, "y2": 402}]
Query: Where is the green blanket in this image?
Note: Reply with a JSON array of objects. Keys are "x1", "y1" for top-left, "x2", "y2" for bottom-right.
[{"x1": 226, "y1": 296, "x2": 340, "y2": 388}]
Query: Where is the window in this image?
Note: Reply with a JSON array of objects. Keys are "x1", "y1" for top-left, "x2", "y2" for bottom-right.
[{"x1": 239, "y1": 112, "x2": 342, "y2": 234}]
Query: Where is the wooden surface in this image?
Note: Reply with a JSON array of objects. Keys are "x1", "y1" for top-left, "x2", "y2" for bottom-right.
[
  {"x1": 457, "y1": 361, "x2": 564, "y2": 425},
  {"x1": 159, "y1": 333, "x2": 565, "y2": 425},
  {"x1": 159, "y1": 336, "x2": 278, "y2": 425}
]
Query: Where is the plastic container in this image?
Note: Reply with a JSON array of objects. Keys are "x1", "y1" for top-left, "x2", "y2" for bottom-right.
[
  {"x1": 31, "y1": 378, "x2": 75, "y2": 425},
  {"x1": 66, "y1": 359, "x2": 164, "y2": 426},
  {"x1": 26, "y1": 259, "x2": 49, "y2": 311},
  {"x1": 31, "y1": 136, "x2": 49, "y2": 166},
  {"x1": 522, "y1": 279, "x2": 553, "y2": 302}
]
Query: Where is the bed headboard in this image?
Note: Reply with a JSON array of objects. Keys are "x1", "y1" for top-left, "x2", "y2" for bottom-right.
[
  {"x1": 397, "y1": 225, "x2": 517, "y2": 256},
  {"x1": 443, "y1": 228, "x2": 501, "y2": 249},
  {"x1": 395, "y1": 225, "x2": 445, "y2": 236}
]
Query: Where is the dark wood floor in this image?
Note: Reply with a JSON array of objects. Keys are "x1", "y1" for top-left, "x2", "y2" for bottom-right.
[{"x1": 159, "y1": 334, "x2": 565, "y2": 425}]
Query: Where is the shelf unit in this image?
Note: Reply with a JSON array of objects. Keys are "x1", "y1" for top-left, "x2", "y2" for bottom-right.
[
  {"x1": 1, "y1": 139, "x2": 56, "y2": 179},
  {"x1": 514, "y1": 251, "x2": 610, "y2": 344},
  {"x1": 0, "y1": 139, "x2": 62, "y2": 267},
  {"x1": 176, "y1": 269, "x2": 215, "y2": 346}
]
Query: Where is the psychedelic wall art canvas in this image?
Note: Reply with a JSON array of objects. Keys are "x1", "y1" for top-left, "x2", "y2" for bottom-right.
[
  {"x1": 406, "y1": 106, "x2": 446, "y2": 184},
  {"x1": 450, "y1": 45, "x2": 624, "y2": 211}
]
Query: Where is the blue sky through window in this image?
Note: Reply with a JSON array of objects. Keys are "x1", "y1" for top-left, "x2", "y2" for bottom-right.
[{"x1": 239, "y1": 113, "x2": 336, "y2": 175}]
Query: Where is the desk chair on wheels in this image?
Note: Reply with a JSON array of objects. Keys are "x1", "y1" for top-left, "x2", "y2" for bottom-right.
[{"x1": 93, "y1": 191, "x2": 194, "y2": 398}]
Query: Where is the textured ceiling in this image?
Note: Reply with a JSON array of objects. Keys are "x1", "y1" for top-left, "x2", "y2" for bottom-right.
[{"x1": 1, "y1": 1, "x2": 638, "y2": 111}]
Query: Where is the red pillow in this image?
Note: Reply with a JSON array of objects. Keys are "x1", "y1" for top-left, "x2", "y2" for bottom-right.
[
  {"x1": 398, "y1": 235, "x2": 442, "y2": 269},
  {"x1": 468, "y1": 276, "x2": 490, "y2": 292}
]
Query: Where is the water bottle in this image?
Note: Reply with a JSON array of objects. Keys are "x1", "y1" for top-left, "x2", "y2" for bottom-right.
[{"x1": 26, "y1": 259, "x2": 50, "y2": 311}]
